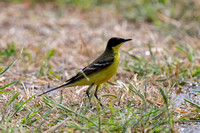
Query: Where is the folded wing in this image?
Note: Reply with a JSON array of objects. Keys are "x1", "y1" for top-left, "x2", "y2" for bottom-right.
[{"x1": 66, "y1": 56, "x2": 114, "y2": 84}]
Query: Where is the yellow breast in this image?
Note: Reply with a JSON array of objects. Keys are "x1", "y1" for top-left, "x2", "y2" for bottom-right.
[
  {"x1": 71, "y1": 52, "x2": 120, "y2": 86},
  {"x1": 95, "y1": 52, "x2": 120, "y2": 85}
]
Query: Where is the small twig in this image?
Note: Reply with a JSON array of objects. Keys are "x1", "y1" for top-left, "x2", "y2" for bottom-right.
[
  {"x1": 107, "y1": 80, "x2": 118, "y2": 86},
  {"x1": 43, "y1": 118, "x2": 70, "y2": 133},
  {"x1": 79, "y1": 33, "x2": 91, "y2": 57}
]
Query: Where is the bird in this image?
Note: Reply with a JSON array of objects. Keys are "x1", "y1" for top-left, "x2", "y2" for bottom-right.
[{"x1": 38, "y1": 37, "x2": 132, "y2": 104}]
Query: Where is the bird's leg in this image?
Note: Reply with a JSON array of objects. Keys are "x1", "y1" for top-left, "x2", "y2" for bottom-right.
[
  {"x1": 86, "y1": 88, "x2": 90, "y2": 99},
  {"x1": 94, "y1": 85, "x2": 103, "y2": 107},
  {"x1": 94, "y1": 85, "x2": 99, "y2": 100},
  {"x1": 86, "y1": 84, "x2": 95, "y2": 100}
]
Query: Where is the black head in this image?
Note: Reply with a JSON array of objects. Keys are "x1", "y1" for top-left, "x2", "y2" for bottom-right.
[{"x1": 106, "y1": 37, "x2": 132, "y2": 49}]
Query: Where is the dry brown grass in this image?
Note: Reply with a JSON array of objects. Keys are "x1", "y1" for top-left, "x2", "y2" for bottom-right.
[{"x1": 0, "y1": 2, "x2": 199, "y2": 132}]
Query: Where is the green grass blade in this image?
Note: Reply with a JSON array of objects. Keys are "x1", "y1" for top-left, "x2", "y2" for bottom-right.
[
  {"x1": 47, "y1": 98, "x2": 98, "y2": 127},
  {"x1": 159, "y1": 87, "x2": 168, "y2": 107},
  {"x1": 194, "y1": 91, "x2": 200, "y2": 93},
  {"x1": 6, "y1": 91, "x2": 20, "y2": 106},
  {"x1": 0, "y1": 91, "x2": 18, "y2": 93},
  {"x1": 0, "y1": 80, "x2": 20, "y2": 90},
  {"x1": 101, "y1": 94, "x2": 118, "y2": 99},
  {"x1": 175, "y1": 45, "x2": 194, "y2": 62},
  {"x1": 164, "y1": 48, "x2": 180, "y2": 63},
  {"x1": 34, "y1": 119, "x2": 46, "y2": 133},
  {"x1": 184, "y1": 99, "x2": 200, "y2": 109},
  {"x1": 110, "y1": 101, "x2": 114, "y2": 124},
  {"x1": 192, "y1": 67, "x2": 200, "y2": 77},
  {"x1": 148, "y1": 43, "x2": 156, "y2": 64},
  {"x1": 13, "y1": 94, "x2": 36, "y2": 116},
  {"x1": 0, "y1": 59, "x2": 18, "y2": 76},
  {"x1": 0, "y1": 47, "x2": 23, "y2": 76},
  {"x1": 156, "y1": 78, "x2": 168, "y2": 82},
  {"x1": 42, "y1": 106, "x2": 56, "y2": 118}
]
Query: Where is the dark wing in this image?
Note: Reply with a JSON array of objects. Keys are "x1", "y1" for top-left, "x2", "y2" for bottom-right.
[
  {"x1": 66, "y1": 56, "x2": 114, "y2": 84},
  {"x1": 38, "y1": 55, "x2": 114, "y2": 96}
]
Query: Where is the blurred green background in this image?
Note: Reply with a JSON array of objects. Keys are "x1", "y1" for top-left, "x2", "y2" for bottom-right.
[{"x1": 3, "y1": 0, "x2": 200, "y2": 38}]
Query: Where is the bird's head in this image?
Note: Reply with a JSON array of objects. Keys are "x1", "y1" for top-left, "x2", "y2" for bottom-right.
[{"x1": 106, "y1": 37, "x2": 132, "y2": 51}]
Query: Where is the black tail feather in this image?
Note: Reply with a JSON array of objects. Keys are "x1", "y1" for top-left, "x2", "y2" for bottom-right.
[{"x1": 38, "y1": 83, "x2": 70, "y2": 96}]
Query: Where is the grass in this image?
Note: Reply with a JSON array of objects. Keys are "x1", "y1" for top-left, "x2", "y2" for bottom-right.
[
  {"x1": 123, "y1": 42, "x2": 199, "y2": 85},
  {"x1": 37, "y1": 85, "x2": 173, "y2": 132},
  {"x1": 3, "y1": 0, "x2": 200, "y2": 38},
  {"x1": 0, "y1": 48, "x2": 23, "y2": 132},
  {"x1": 0, "y1": 41, "x2": 199, "y2": 132},
  {"x1": 0, "y1": 1, "x2": 199, "y2": 132},
  {"x1": 39, "y1": 49, "x2": 61, "y2": 79}
]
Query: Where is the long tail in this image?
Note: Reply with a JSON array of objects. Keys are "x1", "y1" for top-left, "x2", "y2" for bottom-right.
[{"x1": 38, "y1": 83, "x2": 70, "y2": 96}]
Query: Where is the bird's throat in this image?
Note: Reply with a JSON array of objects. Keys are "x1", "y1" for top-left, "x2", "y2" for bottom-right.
[{"x1": 112, "y1": 43, "x2": 123, "y2": 52}]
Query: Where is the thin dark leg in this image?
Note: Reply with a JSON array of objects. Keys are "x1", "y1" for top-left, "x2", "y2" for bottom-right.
[
  {"x1": 86, "y1": 84, "x2": 94, "y2": 99},
  {"x1": 94, "y1": 85, "x2": 103, "y2": 107},
  {"x1": 86, "y1": 89, "x2": 90, "y2": 99},
  {"x1": 94, "y1": 85, "x2": 99, "y2": 100}
]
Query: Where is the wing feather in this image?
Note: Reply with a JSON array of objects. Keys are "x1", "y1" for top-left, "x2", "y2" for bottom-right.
[{"x1": 66, "y1": 56, "x2": 114, "y2": 84}]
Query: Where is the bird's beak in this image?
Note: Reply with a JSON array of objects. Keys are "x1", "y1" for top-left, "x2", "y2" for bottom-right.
[{"x1": 123, "y1": 39, "x2": 132, "y2": 42}]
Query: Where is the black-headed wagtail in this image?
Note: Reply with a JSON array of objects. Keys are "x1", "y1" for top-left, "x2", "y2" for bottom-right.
[{"x1": 39, "y1": 37, "x2": 132, "y2": 104}]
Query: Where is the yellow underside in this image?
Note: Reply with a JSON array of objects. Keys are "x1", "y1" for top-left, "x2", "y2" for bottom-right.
[{"x1": 69, "y1": 52, "x2": 120, "y2": 86}]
